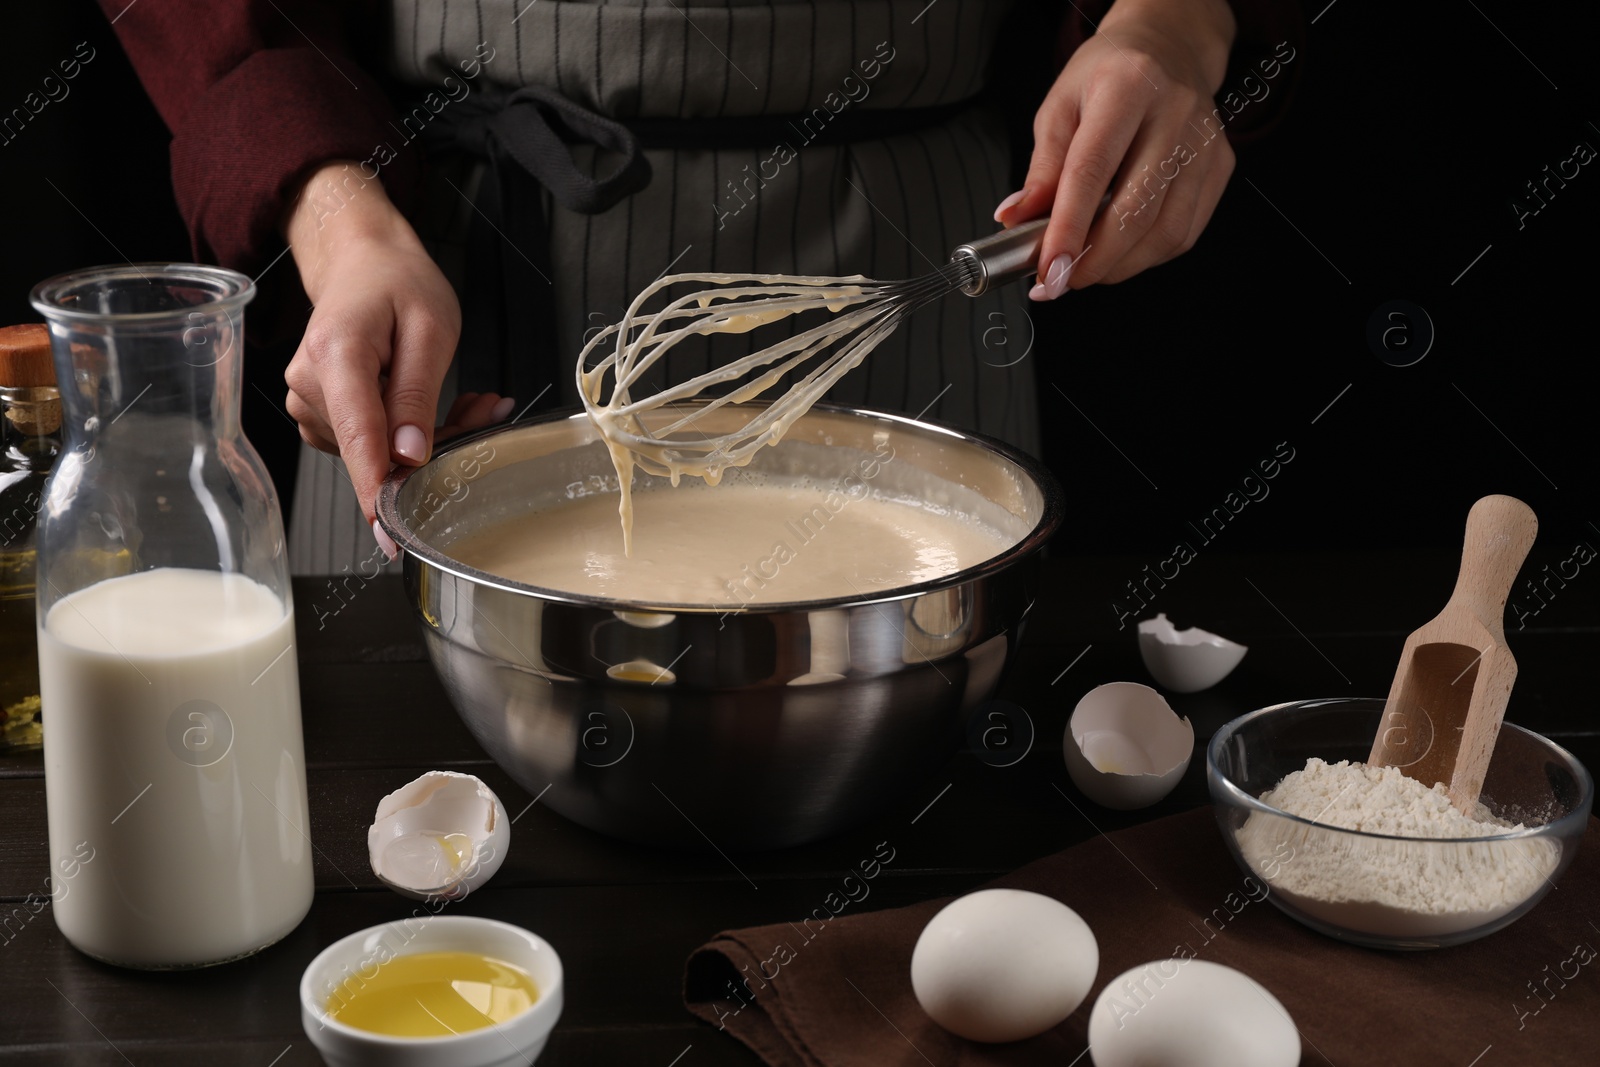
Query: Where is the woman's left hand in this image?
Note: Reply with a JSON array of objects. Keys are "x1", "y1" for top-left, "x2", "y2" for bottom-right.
[{"x1": 996, "y1": 0, "x2": 1238, "y2": 298}]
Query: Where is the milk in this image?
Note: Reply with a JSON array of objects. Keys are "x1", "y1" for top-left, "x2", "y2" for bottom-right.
[{"x1": 38, "y1": 568, "x2": 313, "y2": 968}]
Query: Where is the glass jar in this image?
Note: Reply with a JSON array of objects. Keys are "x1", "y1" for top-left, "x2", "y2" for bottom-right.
[
  {"x1": 30, "y1": 263, "x2": 312, "y2": 968},
  {"x1": 0, "y1": 325, "x2": 61, "y2": 752}
]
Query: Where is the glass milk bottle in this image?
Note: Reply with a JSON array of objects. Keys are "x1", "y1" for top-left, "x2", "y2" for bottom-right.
[{"x1": 30, "y1": 264, "x2": 312, "y2": 968}]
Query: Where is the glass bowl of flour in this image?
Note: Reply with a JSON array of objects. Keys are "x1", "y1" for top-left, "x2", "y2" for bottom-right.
[{"x1": 1207, "y1": 698, "x2": 1592, "y2": 949}]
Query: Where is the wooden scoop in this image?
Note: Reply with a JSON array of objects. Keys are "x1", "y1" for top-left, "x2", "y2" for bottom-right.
[{"x1": 1368, "y1": 494, "x2": 1538, "y2": 813}]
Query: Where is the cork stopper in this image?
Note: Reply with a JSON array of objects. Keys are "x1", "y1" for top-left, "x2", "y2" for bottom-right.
[
  {"x1": 1, "y1": 324, "x2": 61, "y2": 436},
  {"x1": 0, "y1": 324, "x2": 56, "y2": 388}
]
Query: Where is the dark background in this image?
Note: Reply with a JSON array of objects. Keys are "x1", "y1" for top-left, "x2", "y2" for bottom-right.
[
  {"x1": 2, "y1": 7, "x2": 1597, "y2": 1062},
  {"x1": 3, "y1": 1, "x2": 1595, "y2": 592}
]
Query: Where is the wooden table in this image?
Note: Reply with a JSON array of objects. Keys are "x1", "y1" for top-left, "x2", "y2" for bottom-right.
[{"x1": 3, "y1": 553, "x2": 1595, "y2": 1064}]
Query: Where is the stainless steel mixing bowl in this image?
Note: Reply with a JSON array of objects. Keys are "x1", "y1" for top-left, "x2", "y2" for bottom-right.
[{"x1": 377, "y1": 402, "x2": 1062, "y2": 849}]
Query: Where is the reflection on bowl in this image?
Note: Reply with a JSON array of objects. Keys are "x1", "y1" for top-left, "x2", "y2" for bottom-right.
[
  {"x1": 1207, "y1": 698, "x2": 1592, "y2": 949},
  {"x1": 377, "y1": 402, "x2": 1062, "y2": 850}
]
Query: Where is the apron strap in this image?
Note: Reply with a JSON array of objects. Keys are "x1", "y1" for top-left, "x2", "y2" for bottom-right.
[
  {"x1": 423, "y1": 86, "x2": 652, "y2": 407},
  {"x1": 431, "y1": 84, "x2": 654, "y2": 214}
]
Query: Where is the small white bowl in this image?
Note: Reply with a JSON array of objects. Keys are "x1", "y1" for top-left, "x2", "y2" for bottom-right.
[
  {"x1": 300, "y1": 916, "x2": 563, "y2": 1067},
  {"x1": 1137, "y1": 613, "x2": 1247, "y2": 693},
  {"x1": 1064, "y1": 682, "x2": 1194, "y2": 810}
]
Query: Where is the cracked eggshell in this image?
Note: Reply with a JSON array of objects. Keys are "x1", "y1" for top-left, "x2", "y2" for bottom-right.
[
  {"x1": 1137, "y1": 613, "x2": 1247, "y2": 693},
  {"x1": 367, "y1": 771, "x2": 509, "y2": 901},
  {"x1": 1088, "y1": 959, "x2": 1299, "y2": 1067},
  {"x1": 1064, "y1": 682, "x2": 1193, "y2": 810}
]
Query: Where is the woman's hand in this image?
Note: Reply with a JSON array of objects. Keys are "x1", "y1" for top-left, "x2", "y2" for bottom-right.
[
  {"x1": 996, "y1": 0, "x2": 1237, "y2": 297},
  {"x1": 281, "y1": 161, "x2": 509, "y2": 555},
  {"x1": 437, "y1": 391, "x2": 518, "y2": 441}
]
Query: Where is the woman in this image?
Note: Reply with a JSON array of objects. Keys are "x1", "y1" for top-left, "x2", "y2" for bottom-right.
[{"x1": 102, "y1": 0, "x2": 1297, "y2": 574}]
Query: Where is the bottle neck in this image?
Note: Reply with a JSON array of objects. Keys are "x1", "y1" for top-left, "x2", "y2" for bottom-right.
[
  {"x1": 52, "y1": 337, "x2": 243, "y2": 451},
  {"x1": 32, "y1": 266, "x2": 255, "y2": 452}
]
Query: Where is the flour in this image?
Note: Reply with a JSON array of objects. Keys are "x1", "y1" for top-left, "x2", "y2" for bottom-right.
[{"x1": 1236, "y1": 758, "x2": 1561, "y2": 938}]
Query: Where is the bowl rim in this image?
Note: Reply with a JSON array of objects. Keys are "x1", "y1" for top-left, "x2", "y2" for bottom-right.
[
  {"x1": 375, "y1": 400, "x2": 1064, "y2": 614},
  {"x1": 1206, "y1": 697, "x2": 1595, "y2": 844},
  {"x1": 298, "y1": 915, "x2": 562, "y2": 1048}
]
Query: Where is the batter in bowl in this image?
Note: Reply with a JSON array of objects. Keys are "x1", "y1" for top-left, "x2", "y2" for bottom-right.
[{"x1": 447, "y1": 467, "x2": 1014, "y2": 606}]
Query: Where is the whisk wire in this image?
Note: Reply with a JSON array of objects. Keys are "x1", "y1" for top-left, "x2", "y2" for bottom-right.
[{"x1": 578, "y1": 256, "x2": 982, "y2": 479}]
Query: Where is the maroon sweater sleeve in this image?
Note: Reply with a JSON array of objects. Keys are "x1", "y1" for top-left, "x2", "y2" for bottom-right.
[
  {"x1": 1057, "y1": 0, "x2": 1307, "y2": 144},
  {"x1": 96, "y1": 0, "x2": 419, "y2": 275}
]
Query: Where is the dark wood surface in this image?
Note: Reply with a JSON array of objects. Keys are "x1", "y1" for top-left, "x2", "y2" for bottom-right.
[{"x1": 2, "y1": 554, "x2": 1596, "y2": 1064}]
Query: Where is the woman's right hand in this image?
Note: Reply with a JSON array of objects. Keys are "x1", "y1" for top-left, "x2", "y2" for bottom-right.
[
  {"x1": 997, "y1": 0, "x2": 1237, "y2": 295},
  {"x1": 281, "y1": 160, "x2": 509, "y2": 556}
]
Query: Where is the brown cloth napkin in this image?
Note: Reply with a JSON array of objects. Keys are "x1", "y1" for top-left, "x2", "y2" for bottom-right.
[{"x1": 685, "y1": 807, "x2": 1600, "y2": 1066}]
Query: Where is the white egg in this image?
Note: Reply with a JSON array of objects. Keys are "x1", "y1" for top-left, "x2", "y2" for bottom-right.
[
  {"x1": 1089, "y1": 959, "x2": 1299, "y2": 1067},
  {"x1": 367, "y1": 771, "x2": 510, "y2": 901},
  {"x1": 1063, "y1": 682, "x2": 1194, "y2": 810},
  {"x1": 911, "y1": 889, "x2": 1098, "y2": 1043},
  {"x1": 1137, "y1": 613, "x2": 1247, "y2": 693}
]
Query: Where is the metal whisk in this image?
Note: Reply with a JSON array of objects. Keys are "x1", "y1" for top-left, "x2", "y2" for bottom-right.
[{"x1": 577, "y1": 218, "x2": 1048, "y2": 483}]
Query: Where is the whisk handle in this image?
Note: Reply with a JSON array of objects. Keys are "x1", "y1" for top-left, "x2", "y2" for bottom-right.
[{"x1": 951, "y1": 218, "x2": 1049, "y2": 296}]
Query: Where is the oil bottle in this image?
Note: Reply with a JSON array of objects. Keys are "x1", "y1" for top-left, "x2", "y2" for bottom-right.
[{"x1": 0, "y1": 323, "x2": 60, "y2": 752}]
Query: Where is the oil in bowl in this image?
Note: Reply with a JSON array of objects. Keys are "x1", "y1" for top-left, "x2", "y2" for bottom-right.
[
  {"x1": 300, "y1": 916, "x2": 563, "y2": 1067},
  {"x1": 327, "y1": 951, "x2": 538, "y2": 1037}
]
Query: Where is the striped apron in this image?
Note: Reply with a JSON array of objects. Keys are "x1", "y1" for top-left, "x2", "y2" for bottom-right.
[{"x1": 290, "y1": 0, "x2": 1039, "y2": 576}]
